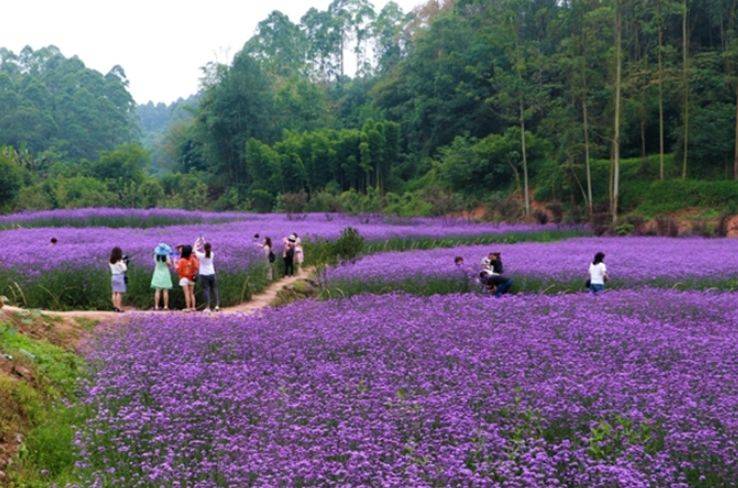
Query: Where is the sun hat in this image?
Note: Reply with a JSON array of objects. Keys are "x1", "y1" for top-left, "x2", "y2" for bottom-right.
[{"x1": 154, "y1": 243, "x2": 173, "y2": 256}]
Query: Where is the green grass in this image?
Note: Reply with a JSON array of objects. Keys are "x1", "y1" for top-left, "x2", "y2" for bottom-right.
[
  {"x1": 0, "y1": 262, "x2": 271, "y2": 311},
  {"x1": 0, "y1": 321, "x2": 88, "y2": 486}
]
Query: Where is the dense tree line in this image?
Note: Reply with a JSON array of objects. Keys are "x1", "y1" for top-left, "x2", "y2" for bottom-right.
[
  {"x1": 1, "y1": 0, "x2": 738, "y2": 222},
  {"x1": 0, "y1": 46, "x2": 137, "y2": 161},
  {"x1": 156, "y1": 0, "x2": 738, "y2": 220},
  {"x1": 137, "y1": 95, "x2": 200, "y2": 173}
]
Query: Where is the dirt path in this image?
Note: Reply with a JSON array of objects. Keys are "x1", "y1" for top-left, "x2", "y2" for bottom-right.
[
  {"x1": 2, "y1": 267, "x2": 314, "y2": 321},
  {"x1": 222, "y1": 267, "x2": 312, "y2": 314}
]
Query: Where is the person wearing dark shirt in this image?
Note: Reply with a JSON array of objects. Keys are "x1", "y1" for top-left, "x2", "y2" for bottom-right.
[{"x1": 488, "y1": 252, "x2": 512, "y2": 298}]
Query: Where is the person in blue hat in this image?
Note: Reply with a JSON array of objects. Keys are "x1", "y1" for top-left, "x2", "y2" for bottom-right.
[{"x1": 151, "y1": 243, "x2": 174, "y2": 310}]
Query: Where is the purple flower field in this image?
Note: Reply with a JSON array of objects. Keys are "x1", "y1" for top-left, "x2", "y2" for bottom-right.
[
  {"x1": 78, "y1": 291, "x2": 738, "y2": 486},
  {"x1": 326, "y1": 236, "x2": 738, "y2": 289},
  {"x1": 0, "y1": 212, "x2": 574, "y2": 274},
  {"x1": 0, "y1": 209, "x2": 581, "y2": 309}
]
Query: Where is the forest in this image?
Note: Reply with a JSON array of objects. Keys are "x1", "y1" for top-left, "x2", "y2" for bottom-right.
[{"x1": 1, "y1": 0, "x2": 738, "y2": 226}]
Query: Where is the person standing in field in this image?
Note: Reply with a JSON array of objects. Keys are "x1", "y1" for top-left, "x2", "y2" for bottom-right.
[
  {"x1": 588, "y1": 252, "x2": 608, "y2": 294},
  {"x1": 283, "y1": 235, "x2": 296, "y2": 277},
  {"x1": 176, "y1": 245, "x2": 199, "y2": 311},
  {"x1": 194, "y1": 238, "x2": 219, "y2": 312},
  {"x1": 151, "y1": 243, "x2": 173, "y2": 311},
  {"x1": 263, "y1": 237, "x2": 275, "y2": 281},
  {"x1": 109, "y1": 247, "x2": 127, "y2": 312},
  {"x1": 293, "y1": 233, "x2": 304, "y2": 272}
]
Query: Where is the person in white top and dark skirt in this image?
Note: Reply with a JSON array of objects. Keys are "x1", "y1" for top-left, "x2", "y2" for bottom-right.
[
  {"x1": 109, "y1": 247, "x2": 127, "y2": 312},
  {"x1": 588, "y1": 252, "x2": 608, "y2": 294},
  {"x1": 194, "y1": 238, "x2": 219, "y2": 312}
]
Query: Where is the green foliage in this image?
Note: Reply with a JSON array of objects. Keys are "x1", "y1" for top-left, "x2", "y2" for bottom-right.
[
  {"x1": 0, "y1": 262, "x2": 272, "y2": 311},
  {"x1": 0, "y1": 46, "x2": 137, "y2": 160},
  {"x1": 437, "y1": 128, "x2": 547, "y2": 199},
  {"x1": 588, "y1": 416, "x2": 663, "y2": 461},
  {"x1": 629, "y1": 179, "x2": 738, "y2": 215},
  {"x1": 90, "y1": 143, "x2": 149, "y2": 185},
  {"x1": 332, "y1": 226, "x2": 365, "y2": 262},
  {"x1": 0, "y1": 150, "x2": 24, "y2": 209},
  {"x1": 0, "y1": 320, "x2": 88, "y2": 485}
]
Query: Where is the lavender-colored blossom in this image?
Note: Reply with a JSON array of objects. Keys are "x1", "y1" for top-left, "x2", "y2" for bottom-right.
[
  {"x1": 0, "y1": 212, "x2": 573, "y2": 274},
  {"x1": 327, "y1": 236, "x2": 738, "y2": 287},
  {"x1": 79, "y1": 290, "x2": 738, "y2": 486}
]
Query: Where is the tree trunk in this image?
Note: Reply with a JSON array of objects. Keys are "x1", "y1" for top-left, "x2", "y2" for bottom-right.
[
  {"x1": 583, "y1": 98, "x2": 593, "y2": 216},
  {"x1": 520, "y1": 102, "x2": 530, "y2": 217},
  {"x1": 612, "y1": 3, "x2": 622, "y2": 224},
  {"x1": 658, "y1": 27, "x2": 666, "y2": 180},
  {"x1": 682, "y1": 0, "x2": 689, "y2": 179}
]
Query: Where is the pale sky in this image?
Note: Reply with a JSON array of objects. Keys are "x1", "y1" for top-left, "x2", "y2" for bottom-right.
[{"x1": 2, "y1": 0, "x2": 422, "y2": 105}]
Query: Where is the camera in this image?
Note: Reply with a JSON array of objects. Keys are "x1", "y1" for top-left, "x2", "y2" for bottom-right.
[{"x1": 122, "y1": 255, "x2": 131, "y2": 265}]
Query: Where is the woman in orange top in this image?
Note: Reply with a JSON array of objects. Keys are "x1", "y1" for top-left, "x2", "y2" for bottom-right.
[{"x1": 176, "y1": 245, "x2": 199, "y2": 311}]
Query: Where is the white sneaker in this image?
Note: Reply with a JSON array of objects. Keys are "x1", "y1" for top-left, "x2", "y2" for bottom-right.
[
  {"x1": 204, "y1": 308, "x2": 212, "y2": 313},
  {"x1": 214, "y1": 307, "x2": 220, "y2": 312}
]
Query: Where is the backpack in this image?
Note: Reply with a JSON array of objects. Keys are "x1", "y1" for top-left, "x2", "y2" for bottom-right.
[{"x1": 268, "y1": 250, "x2": 276, "y2": 263}]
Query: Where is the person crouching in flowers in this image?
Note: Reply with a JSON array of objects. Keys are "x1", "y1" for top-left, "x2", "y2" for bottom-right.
[
  {"x1": 151, "y1": 243, "x2": 174, "y2": 311},
  {"x1": 176, "y1": 245, "x2": 199, "y2": 311},
  {"x1": 109, "y1": 247, "x2": 127, "y2": 313}
]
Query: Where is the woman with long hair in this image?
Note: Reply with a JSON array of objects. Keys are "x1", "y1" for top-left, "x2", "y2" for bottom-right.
[
  {"x1": 109, "y1": 247, "x2": 127, "y2": 312},
  {"x1": 588, "y1": 252, "x2": 608, "y2": 294},
  {"x1": 263, "y1": 237, "x2": 275, "y2": 281},
  {"x1": 194, "y1": 240, "x2": 219, "y2": 312}
]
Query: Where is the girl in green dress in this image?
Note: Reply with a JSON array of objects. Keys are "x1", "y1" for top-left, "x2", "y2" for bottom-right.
[{"x1": 151, "y1": 244, "x2": 174, "y2": 310}]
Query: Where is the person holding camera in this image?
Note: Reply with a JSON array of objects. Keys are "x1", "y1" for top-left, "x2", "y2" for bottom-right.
[
  {"x1": 109, "y1": 246, "x2": 128, "y2": 312},
  {"x1": 151, "y1": 243, "x2": 174, "y2": 311}
]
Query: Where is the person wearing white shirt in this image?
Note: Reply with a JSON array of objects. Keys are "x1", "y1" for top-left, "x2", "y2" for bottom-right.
[
  {"x1": 109, "y1": 246, "x2": 127, "y2": 312},
  {"x1": 588, "y1": 252, "x2": 608, "y2": 294},
  {"x1": 194, "y1": 240, "x2": 219, "y2": 312}
]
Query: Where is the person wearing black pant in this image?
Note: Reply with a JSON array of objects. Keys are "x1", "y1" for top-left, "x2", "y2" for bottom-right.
[
  {"x1": 284, "y1": 239, "x2": 296, "y2": 276},
  {"x1": 489, "y1": 252, "x2": 513, "y2": 298}
]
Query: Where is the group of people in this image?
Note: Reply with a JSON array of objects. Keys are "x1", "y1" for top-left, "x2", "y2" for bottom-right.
[
  {"x1": 108, "y1": 232, "x2": 305, "y2": 313},
  {"x1": 253, "y1": 232, "x2": 304, "y2": 279},
  {"x1": 109, "y1": 237, "x2": 219, "y2": 313},
  {"x1": 454, "y1": 252, "x2": 513, "y2": 298},
  {"x1": 455, "y1": 251, "x2": 609, "y2": 296}
]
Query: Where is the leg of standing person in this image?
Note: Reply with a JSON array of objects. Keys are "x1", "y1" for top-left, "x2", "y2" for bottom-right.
[
  {"x1": 590, "y1": 284, "x2": 605, "y2": 295},
  {"x1": 212, "y1": 276, "x2": 220, "y2": 310},
  {"x1": 182, "y1": 287, "x2": 187, "y2": 310},
  {"x1": 163, "y1": 290, "x2": 169, "y2": 310},
  {"x1": 190, "y1": 284, "x2": 197, "y2": 311},
  {"x1": 201, "y1": 276, "x2": 211, "y2": 311},
  {"x1": 154, "y1": 289, "x2": 161, "y2": 310}
]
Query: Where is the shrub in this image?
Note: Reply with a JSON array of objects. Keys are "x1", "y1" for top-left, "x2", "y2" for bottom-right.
[
  {"x1": 277, "y1": 191, "x2": 308, "y2": 214},
  {"x1": 332, "y1": 227, "x2": 365, "y2": 262}
]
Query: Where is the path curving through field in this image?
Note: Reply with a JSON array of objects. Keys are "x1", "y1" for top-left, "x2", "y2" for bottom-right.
[{"x1": 2, "y1": 267, "x2": 313, "y2": 321}]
